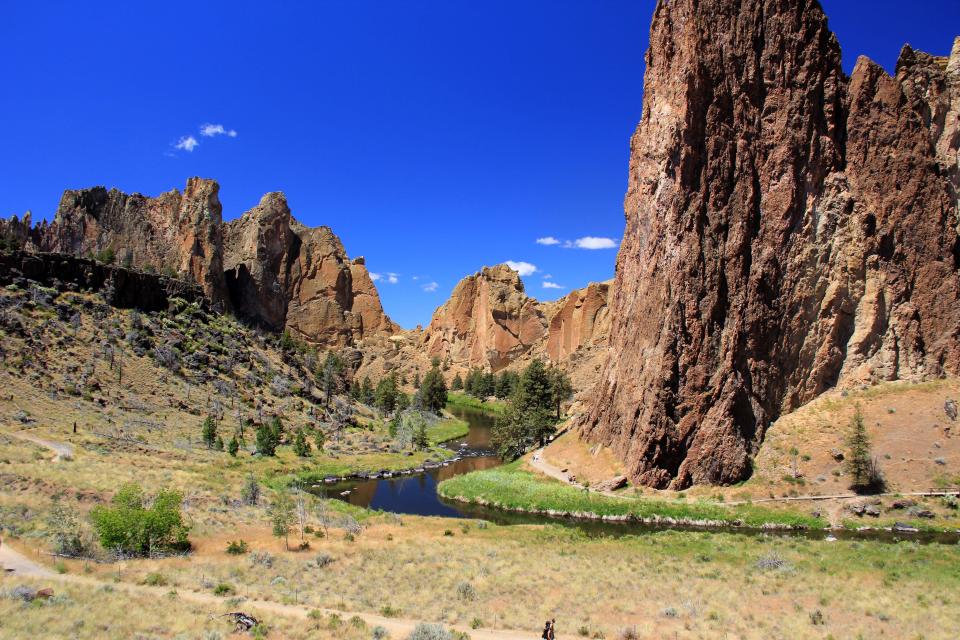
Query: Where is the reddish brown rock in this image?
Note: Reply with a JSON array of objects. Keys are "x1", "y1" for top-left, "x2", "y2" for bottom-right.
[
  {"x1": 579, "y1": 0, "x2": 960, "y2": 488},
  {"x1": 545, "y1": 281, "x2": 611, "y2": 362},
  {"x1": 223, "y1": 192, "x2": 397, "y2": 345},
  {"x1": 19, "y1": 177, "x2": 229, "y2": 306},
  {"x1": 421, "y1": 264, "x2": 547, "y2": 370}
]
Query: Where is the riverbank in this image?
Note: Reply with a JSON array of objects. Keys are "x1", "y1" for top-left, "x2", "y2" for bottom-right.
[
  {"x1": 427, "y1": 415, "x2": 471, "y2": 444},
  {"x1": 445, "y1": 392, "x2": 507, "y2": 416},
  {"x1": 439, "y1": 461, "x2": 826, "y2": 529}
]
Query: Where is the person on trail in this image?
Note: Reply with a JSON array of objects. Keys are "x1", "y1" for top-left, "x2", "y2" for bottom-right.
[
  {"x1": 542, "y1": 621, "x2": 552, "y2": 640},
  {"x1": 549, "y1": 619, "x2": 556, "y2": 640}
]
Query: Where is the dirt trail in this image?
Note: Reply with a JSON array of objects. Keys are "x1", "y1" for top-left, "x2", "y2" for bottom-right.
[
  {"x1": 0, "y1": 542, "x2": 531, "y2": 639},
  {"x1": 6, "y1": 429, "x2": 74, "y2": 462}
]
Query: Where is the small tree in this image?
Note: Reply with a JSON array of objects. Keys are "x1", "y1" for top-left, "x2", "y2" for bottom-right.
[
  {"x1": 413, "y1": 371, "x2": 421, "y2": 389},
  {"x1": 201, "y1": 415, "x2": 217, "y2": 449},
  {"x1": 318, "y1": 351, "x2": 346, "y2": 406},
  {"x1": 46, "y1": 499, "x2": 87, "y2": 556},
  {"x1": 228, "y1": 435, "x2": 240, "y2": 457},
  {"x1": 89, "y1": 483, "x2": 189, "y2": 556},
  {"x1": 241, "y1": 473, "x2": 260, "y2": 506},
  {"x1": 451, "y1": 373, "x2": 463, "y2": 391},
  {"x1": 360, "y1": 376, "x2": 375, "y2": 405},
  {"x1": 256, "y1": 423, "x2": 278, "y2": 456},
  {"x1": 374, "y1": 373, "x2": 399, "y2": 414},
  {"x1": 314, "y1": 429, "x2": 326, "y2": 452},
  {"x1": 411, "y1": 413, "x2": 430, "y2": 450},
  {"x1": 846, "y1": 406, "x2": 885, "y2": 493},
  {"x1": 547, "y1": 366, "x2": 573, "y2": 419},
  {"x1": 419, "y1": 364, "x2": 448, "y2": 414},
  {"x1": 293, "y1": 429, "x2": 312, "y2": 457},
  {"x1": 267, "y1": 489, "x2": 295, "y2": 550}
]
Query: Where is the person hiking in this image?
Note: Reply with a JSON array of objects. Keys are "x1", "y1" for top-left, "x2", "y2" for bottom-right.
[
  {"x1": 542, "y1": 621, "x2": 552, "y2": 640},
  {"x1": 549, "y1": 619, "x2": 557, "y2": 640}
]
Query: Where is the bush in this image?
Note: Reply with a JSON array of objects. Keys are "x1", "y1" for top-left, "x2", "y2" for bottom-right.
[
  {"x1": 315, "y1": 552, "x2": 334, "y2": 568},
  {"x1": 249, "y1": 551, "x2": 274, "y2": 567},
  {"x1": 408, "y1": 623, "x2": 451, "y2": 640},
  {"x1": 372, "y1": 626, "x2": 390, "y2": 640},
  {"x1": 226, "y1": 540, "x2": 249, "y2": 555},
  {"x1": 380, "y1": 605, "x2": 402, "y2": 618},
  {"x1": 142, "y1": 572, "x2": 168, "y2": 586},
  {"x1": 456, "y1": 581, "x2": 477, "y2": 601},
  {"x1": 89, "y1": 483, "x2": 189, "y2": 556},
  {"x1": 213, "y1": 582, "x2": 234, "y2": 596}
]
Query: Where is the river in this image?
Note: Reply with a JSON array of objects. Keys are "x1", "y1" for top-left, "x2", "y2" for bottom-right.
[{"x1": 307, "y1": 404, "x2": 960, "y2": 544}]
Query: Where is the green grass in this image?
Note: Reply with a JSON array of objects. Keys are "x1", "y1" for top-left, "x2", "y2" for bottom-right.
[
  {"x1": 438, "y1": 461, "x2": 825, "y2": 529},
  {"x1": 269, "y1": 447, "x2": 458, "y2": 487},
  {"x1": 446, "y1": 392, "x2": 507, "y2": 416},
  {"x1": 427, "y1": 416, "x2": 470, "y2": 444}
]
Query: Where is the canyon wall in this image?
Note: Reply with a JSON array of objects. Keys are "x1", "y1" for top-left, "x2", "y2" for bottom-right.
[{"x1": 579, "y1": 0, "x2": 960, "y2": 488}]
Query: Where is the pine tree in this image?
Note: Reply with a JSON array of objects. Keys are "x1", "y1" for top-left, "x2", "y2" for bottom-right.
[
  {"x1": 374, "y1": 373, "x2": 399, "y2": 414},
  {"x1": 547, "y1": 366, "x2": 573, "y2": 419},
  {"x1": 256, "y1": 422, "x2": 278, "y2": 457},
  {"x1": 314, "y1": 429, "x2": 326, "y2": 452},
  {"x1": 412, "y1": 414, "x2": 430, "y2": 450},
  {"x1": 267, "y1": 489, "x2": 295, "y2": 550},
  {"x1": 490, "y1": 359, "x2": 558, "y2": 458},
  {"x1": 846, "y1": 406, "x2": 884, "y2": 493},
  {"x1": 419, "y1": 364, "x2": 448, "y2": 413},
  {"x1": 293, "y1": 429, "x2": 311, "y2": 457},
  {"x1": 451, "y1": 373, "x2": 463, "y2": 391},
  {"x1": 201, "y1": 415, "x2": 217, "y2": 449},
  {"x1": 413, "y1": 371, "x2": 421, "y2": 389},
  {"x1": 227, "y1": 435, "x2": 240, "y2": 457},
  {"x1": 214, "y1": 435, "x2": 225, "y2": 451},
  {"x1": 360, "y1": 376, "x2": 374, "y2": 405}
]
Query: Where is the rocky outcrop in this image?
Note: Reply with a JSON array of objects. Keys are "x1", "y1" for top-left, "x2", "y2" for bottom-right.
[
  {"x1": 3, "y1": 180, "x2": 397, "y2": 346},
  {"x1": 580, "y1": 0, "x2": 960, "y2": 489},
  {"x1": 0, "y1": 250, "x2": 206, "y2": 312},
  {"x1": 39, "y1": 178, "x2": 228, "y2": 306},
  {"x1": 545, "y1": 281, "x2": 611, "y2": 362},
  {"x1": 421, "y1": 264, "x2": 548, "y2": 370},
  {"x1": 223, "y1": 192, "x2": 398, "y2": 345}
]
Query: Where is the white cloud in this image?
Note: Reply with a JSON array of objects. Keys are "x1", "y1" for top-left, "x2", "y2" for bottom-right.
[
  {"x1": 422, "y1": 281, "x2": 439, "y2": 293},
  {"x1": 174, "y1": 136, "x2": 199, "y2": 152},
  {"x1": 386, "y1": 272, "x2": 399, "y2": 284},
  {"x1": 371, "y1": 272, "x2": 399, "y2": 284},
  {"x1": 567, "y1": 236, "x2": 618, "y2": 250},
  {"x1": 543, "y1": 274, "x2": 553, "y2": 279},
  {"x1": 542, "y1": 281, "x2": 565, "y2": 290},
  {"x1": 200, "y1": 123, "x2": 238, "y2": 138},
  {"x1": 505, "y1": 260, "x2": 537, "y2": 276},
  {"x1": 536, "y1": 236, "x2": 561, "y2": 246},
  {"x1": 369, "y1": 272, "x2": 382, "y2": 281}
]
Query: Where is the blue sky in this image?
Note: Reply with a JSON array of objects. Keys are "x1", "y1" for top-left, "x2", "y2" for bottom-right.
[{"x1": 2, "y1": 1, "x2": 958, "y2": 329}]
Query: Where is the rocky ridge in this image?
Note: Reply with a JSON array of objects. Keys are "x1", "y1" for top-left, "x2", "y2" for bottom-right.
[
  {"x1": 2, "y1": 179, "x2": 396, "y2": 347},
  {"x1": 579, "y1": 0, "x2": 960, "y2": 488}
]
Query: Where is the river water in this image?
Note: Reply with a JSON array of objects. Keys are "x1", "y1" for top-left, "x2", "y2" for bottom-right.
[{"x1": 307, "y1": 405, "x2": 960, "y2": 544}]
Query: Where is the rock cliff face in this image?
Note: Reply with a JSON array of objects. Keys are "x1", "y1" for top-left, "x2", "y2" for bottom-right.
[
  {"x1": 2, "y1": 180, "x2": 397, "y2": 346},
  {"x1": 6, "y1": 178, "x2": 228, "y2": 306},
  {"x1": 545, "y1": 281, "x2": 611, "y2": 363},
  {"x1": 580, "y1": 0, "x2": 960, "y2": 488},
  {"x1": 223, "y1": 192, "x2": 398, "y2": 345},
  {"x1": 422, "y1": 265, "x2": 548, "y2": 370}
]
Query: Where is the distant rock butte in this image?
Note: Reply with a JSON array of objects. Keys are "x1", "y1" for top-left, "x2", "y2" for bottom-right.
[
  {"x1": 2, "y1": 179, "x2": 397, "y2": 346},
  {"x1": 579, "y1": 0, "x2": 960, "y2": 488},
  {"x1": 354, "y1": 264, "x2": 611, "y2": 396}
]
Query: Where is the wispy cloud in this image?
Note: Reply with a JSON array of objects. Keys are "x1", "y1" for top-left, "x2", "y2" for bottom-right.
[
  {"x1": 200, "y1": 123, "x2": 238, "y2": 138},
  {"x1": 566, "y1": 236, "x2": 618, "y2": 250},
  {"x1": 371, "y1": 272, "x2": 399, "y2": 284},
  {"x1": 536, "y1": 236, "x2": 561, "y2": 246},
  {"x1": 422, "y1": 281, "x2": 439, "y2": 293},
  {"x1": 542, "y1": 281, "x2": 565, "y2": 290},
  {"x1": 505, "y1": 260, "x2": 537, "y2": 276},
  {"x1": 174, "y1": 136, "x2": 199, "y2": 152}
]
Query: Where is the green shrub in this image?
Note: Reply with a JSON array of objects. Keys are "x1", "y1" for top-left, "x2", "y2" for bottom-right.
[
  {"x1": 226, "y1": 540, "x2": 249, "y2": 555},
  {"x1": 142, "y1": 572, "x2": 168, "y2": 586},
  {"x1": 213, "y1": 582, "x2": 234, "y2": 596},
  {"x1": 89, "y1": 483, "x2": 189, "y2": 555}
]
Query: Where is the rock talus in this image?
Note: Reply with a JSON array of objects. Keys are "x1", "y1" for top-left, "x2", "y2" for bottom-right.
[{"x1": 580, "y1": 0, "x2": 960, "y2": 488}]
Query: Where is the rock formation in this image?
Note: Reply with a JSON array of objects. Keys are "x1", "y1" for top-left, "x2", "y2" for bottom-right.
[
  {"x1": 579, "y1": 0, "x2": 960, "y2": 488},
  {"x1": 5, "y1": 178, "x2": 228, "y2": 306},
  {"x1": 422, "y1": 264, "x2": 548, "y2": 370},
  {"x1": 2, "y1": 180, "x2": 398, "y2": 346},
  {"x1": 223, "y1": 192, "x2": 398, "y2": 345},
  {"x1": 354, "y1": 265, "x2": 611, "y2": 395}
]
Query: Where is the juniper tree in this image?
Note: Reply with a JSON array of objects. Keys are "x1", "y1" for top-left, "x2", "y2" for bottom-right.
[
  {"x1": 201, "y1": 415, "x2": 217, "y2": 449},
  {"x1": 846, "y1": 406, "x2": 884, "y2": 493}
]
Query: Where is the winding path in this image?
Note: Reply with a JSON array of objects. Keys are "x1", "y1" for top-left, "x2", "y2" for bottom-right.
[
  {"x1": 6, "y1": 430, "x2": 74, "y2": 462},
  {"x1": 0, "y1": 542, "x2": 530, "y2": 639}
]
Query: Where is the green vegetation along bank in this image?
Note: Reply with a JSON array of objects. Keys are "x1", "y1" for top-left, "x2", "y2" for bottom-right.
[{"x1": 438, "y1": 461, "x2": 825, "y2": 529}]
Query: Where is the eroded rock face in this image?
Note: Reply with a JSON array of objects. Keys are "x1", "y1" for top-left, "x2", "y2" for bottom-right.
[
  {"x1": 422, "y1": 264, "x2": 547, "y2": 370},
  {"x1": 23, "y1": 178, "x2": 229, "y2": 306},
  {"x1": 545, "y1": 281, "x2": 611, "y2": 362},
  {"x1": 3, "y1": 180, "x2": 397, "y2": 346},
  {"x1": 223, "y1": 192, "x2": 398, "y2": 345},
  {"x1": 580, "y1": 0, "x2": 960, "y2": 488}
]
